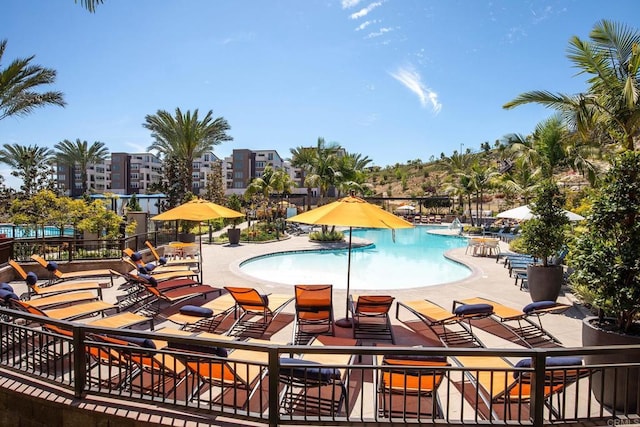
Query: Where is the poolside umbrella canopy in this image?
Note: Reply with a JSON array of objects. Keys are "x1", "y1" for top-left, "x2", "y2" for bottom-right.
[
  {"x1": 496, "y1": 204, "x2": 584, "y2": 222},
  {"x1": 151, "y1": 199, "x2": 244, "y2": 282},
  {"x1": 287, "y1": 195, "x2": 414, "y2": 327}
]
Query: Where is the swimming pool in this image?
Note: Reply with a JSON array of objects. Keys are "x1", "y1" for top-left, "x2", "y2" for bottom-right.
[
  {"x1": 239, "y1": 227, "x2": 471, "y2": 290},
  {"x1": 0, "y1": 224, "x2": 75, "y2": 239}
]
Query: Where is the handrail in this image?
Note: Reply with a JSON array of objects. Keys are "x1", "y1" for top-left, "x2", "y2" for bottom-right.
[{"x1": 0, "y1": 306, "x2": 639, "y2": 426}]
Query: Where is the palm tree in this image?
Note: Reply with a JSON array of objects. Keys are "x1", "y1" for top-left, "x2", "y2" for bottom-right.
[
  {"x1": 290, "y1": 137, "x2": 342, "y2": 207},
  {"x1": 144, "y1": 108, "x2": 232, "y2": 198},
  {"x1": 469, "y1": 162, "x2": 499, "y2": 225},
  {"x1": 0, "y1": 39, "x2": 66, "y2": 122},
  {"x1": 75, "y1": 0, "x2": 104, "y2": 13},
  {"x1": 54, "y1": 139, "x2": 109, "y2": 196},
  {"x1": 504, "y1": 20, "x2": 640, "y2": 152},
  {"x1": 499, "y1": 157, "x2": 541, "y2": 205},
  {"x1": 0, "y1": 144, "x2": 54, "y2": 197}
]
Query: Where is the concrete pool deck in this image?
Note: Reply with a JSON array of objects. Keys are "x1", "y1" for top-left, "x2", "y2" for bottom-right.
[{"x1": 152, "y1": 227, "x2": 587, "y2": 348}]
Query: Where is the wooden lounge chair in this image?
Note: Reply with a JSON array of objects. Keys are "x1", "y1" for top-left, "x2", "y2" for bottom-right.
[
  {"x1": 224, "y1": 286, "x2": 294, "y2": 338},
  {"x1": 122, "y1": 249, "x2": 193, "y2": 275},
  {"x1": 453, "y1": 297, "x2": 569, "y2": 347},
  {"x1": 349, "y1": 294, "x2": 395, "y2": 343},
  {"x1": 453, "y1": 355, "x2": 587, "y2": 421},
  {"x1": 279, "y1": 336, "x2": 357, "y2": 417},
  {"x1": 12, "y1": 299, "x2": 117, "y2": 321},
  {"x1": 293, "y1": 284, "x2": 334, "y2": 345},
  {"x1": 396, "y1": 299, "x2": 493, "y2": 347},
  {"x1": 26, "y1": 291, "x2": 99, "y2": 309},
  {"x1": 136, "y1": 281, "x2": 222, "y2": 316},
  {"x1": 30, "y1": 254, "x2": 119, "y2": 287},
  {"x1": 375, "y1": 351, "x2": 450, "y2": 419},
  {"x1": 10, "y1": 260, "x2": 104, "y2": 300},
  {"x1": 166, "y1": 294, "x2": 237, "y2": 332}
]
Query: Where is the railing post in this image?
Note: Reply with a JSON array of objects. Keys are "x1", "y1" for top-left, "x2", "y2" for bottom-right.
[
  {"x1": 268, "y1": 346, "x2": 280, "y2": 427},
  {"x1": 73, "y1": 325, "x2": 87, "y2": 398},
  {"x1": 530, "y1": 352, "x2": 546, "y2": 427}
]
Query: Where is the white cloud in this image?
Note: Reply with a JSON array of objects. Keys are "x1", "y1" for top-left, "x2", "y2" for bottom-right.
[
  {"x1": 350, "y1": 1, "x2": 382, "y2": 19},
  {"x1": 389, "y1": 66, "x2": 442, "y2": 113},
  {"x1": 355, "y1": 20, "x2": 377, "y2": 31},
  {"x1": 366, "y1": 27, "x2": 392, "y2": 39},
  {"x1": 341, "y1": 0, "x2": 361, "y2": 9}
]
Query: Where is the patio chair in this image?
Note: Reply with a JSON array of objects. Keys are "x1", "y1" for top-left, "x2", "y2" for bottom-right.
[
  {"x1": 10, "y1": 260, "x2": 104, "y2": 300},
  {"x1": 224, "y1": 286, "x2": 294, "y2": 338},
  {"x1": 30, "y1": 254, "x2": 119, "y2": 287},
  {"x1": 349, "y1": 294, "x2": 395, "y2": 343},
  {"x1": 396, "y1": 299, "x2": 493, "y2": 347},
  {"x1": 465, "y1": 237, "x2": 484, "y2": 255},
  {"x1": 144, "y1": 240, "x2": 200, "y2": 268},
  {"x1": 292, "y1": 284, "x2": 334, "y2": 345},
  {"x1": 166, "y1": 294, "x2": 237, "y2": 332},
  {"x1": 453, "y1": 355, "x2": 587, "y2": 421},
  {"x1": 375, "y1": 351, "x2": 450, "y2": 419},
  {"x1": 453, "y1": 297, "x2": 569, "y2": 347},
  {"x1": 279, "y1": 336, "x2": 357, "y2": 417}
]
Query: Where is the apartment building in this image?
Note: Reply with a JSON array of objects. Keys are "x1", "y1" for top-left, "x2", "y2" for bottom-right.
[{"x1": 224, "y1": 149, "x2": 306, "y2": 195}]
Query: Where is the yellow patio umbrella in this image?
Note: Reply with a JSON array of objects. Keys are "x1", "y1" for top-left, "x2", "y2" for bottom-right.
[
  {"x1": 287, "y1": 195, "x2": 414, "y2": 327},
  {"x1": 151, "y1": 199, "x2": 244, "y2": 282}
]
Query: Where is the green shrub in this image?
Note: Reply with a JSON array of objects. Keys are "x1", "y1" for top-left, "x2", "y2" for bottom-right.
[{"x1": 309, "y1": 230, "x2": 344, "y2": 242}]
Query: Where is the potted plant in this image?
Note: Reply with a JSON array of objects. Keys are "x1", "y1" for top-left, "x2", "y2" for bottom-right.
[
  {"x1": 519, "y1": 180, "x2": 569, "y2": 302},
  {"x1": 571, "y1": 151, "x2": 640, "y2": 411},
  {"x1": 179, "y1": 220, "x2": 197, "y2": 243},
  {"x1": 225, "y1": 194, "x2": 243, "y2": 245}
]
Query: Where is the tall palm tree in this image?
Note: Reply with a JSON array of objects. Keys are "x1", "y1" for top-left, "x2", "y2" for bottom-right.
[
  {"x1": 290, "y1": 137, "x2": 342, "y2": 207},
  {"x1": 499, "y1": 157, "x2": 541, "y2": 205},
  {"x1": 0, "y1": 40, "x2": 66, "y2": 121},
  {"x1": 144, "y1": 108, "x2": 232, "y2": 198},
  {"x1": 504, "y1": 20, "x2": 640, "y2": 152},
  {"x1": 0, "y1": 144, "x2": 54, "y2": 197},
  {"x1": 54, "y1": 138, "x2": 109, "y2": 196},
  {"x1": 75, "y1": 0, "x2": 104, "y2": 13}
]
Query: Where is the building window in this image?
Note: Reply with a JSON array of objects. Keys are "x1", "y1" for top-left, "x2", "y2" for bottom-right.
[
  {"x1": 233, "y1": 182, "x2": 243, "y2": 188},
  {"x1": 234, "y1": 171, "x2": 243, "y2": 179},
  {"x1": 256, "y1": 161, "x2": 265, "y2": 168},
  {"x1": 268, "y1": 153, "x2": 273, "y2": 160},
  {"x1": 193, "y1": 162, "x2": 201, "y2": 169}
]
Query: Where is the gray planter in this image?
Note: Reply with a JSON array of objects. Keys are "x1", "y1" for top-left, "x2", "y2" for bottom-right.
[
  {"x1": 527, "y1": 264, "x2": 563, "y2": 302},
  {"x1": 582, "y1": 317, "x2": 640, "y2": 412},
  {"x1": 227, "y1": 228, "x2": 241, "y2": 245}
]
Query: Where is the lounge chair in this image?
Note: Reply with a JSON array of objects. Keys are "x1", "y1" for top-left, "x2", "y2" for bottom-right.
[
  {"x1": 121, "y1": 253, "x2": 192, "y2": 276},
  {"x1": 30, "y1": 254, "x2": 119, "y2": 287},
  {"x1": 453, "y1": 355, "x2": 587, "y2": 421},
  {"x1": 224, "y1": 286, "x2": 294, "y2": 338},
  {"x1": 136, "y1": 280, "x2": 222, "y2": 316},
  {"x1": 10, "y1": 260, "x2": 104, "y2": 300},
  {"x1": 12, "y1": 298, "x2": 117, "y2": 321},
  {"x1": 396, "y1": 299, "x2": 493, "y2": 347},
  {"x1": 375, "y1": 351, "x2": 450, "y2": 419},
  {"x1": 349, "y1": 294, "x2": 395, "y2": 343},
  {"x1": 292, "y1": 284, "x2": 334, "y2": 345},
  {"x1": 453, "y1": 297, "x2": 569, "y2": 347},
  {"x1": 279, "y1": 336, "x2": 357, "y2": 417},
  {"x1": 26, "y1": 291, "x2": 99, "y2": 309},
  {"x1": 166, "y1": 294, "x2": 237, "y2": 332}
]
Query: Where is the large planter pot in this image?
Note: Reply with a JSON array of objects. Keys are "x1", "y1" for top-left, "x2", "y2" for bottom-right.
[
  {"x1": 582, "y1": 317, "x2": 640, "y2": 412},
  {"x1": 527, "y1": 264, "x2": 563, "y2": 302},
  {"x1": 227, "y1": 228, "x2": 241, "y2": 245}
]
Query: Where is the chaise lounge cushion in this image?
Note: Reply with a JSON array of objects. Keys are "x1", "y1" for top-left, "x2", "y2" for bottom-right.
[
  {"x1": 0, "y1": 283, "x2": 14, "y2": 292},
  {"x1": 46, "y1": 261, "x2": 58, "y2": 272},
  {"x1": 179, "y1": 305, "x2": 213, "y2": 318},
  {"x1": 454, "y1": 303, "x2": 493, "y2": 317},
  {"x1": 514, "y1": 356, "x2": 583, "y2": 378},
  {"x1": 279, "y1": 357, "x2": 340, "y2": 383},
  {"x1": 109, "y1": 335, "x2": 157, "y2": 349},
  {"x1": 0, "y1": 289, "x2": 19, "y2": 304},
  {"x1": 130, "y1": 252, "x2": 143, "y2": 262},
  {"x1": 158, "y1": 256, "x2": 167, "y2": 266},
  {"x1": 170, "y1": 342, "x2": 228, "y2": 357},
  {"x1": 138, "y1": 274, "x2": 158, "y2": 287},
  {"x1": 522, "y1": 300, "x2": 558, "y2": 314},
  {"x1": 26, "y1": 272, "x2": 38, "y2": 286}
]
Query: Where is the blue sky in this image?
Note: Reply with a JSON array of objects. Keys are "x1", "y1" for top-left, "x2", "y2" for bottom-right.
[{"x1": 1, "y1": 1, "x2": 638, "y2": 189}]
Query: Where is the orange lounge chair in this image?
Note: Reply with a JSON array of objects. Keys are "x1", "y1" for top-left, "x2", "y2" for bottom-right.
[
  {"x1": 375, "y1": 350, "x2": 450, "y2": 419},
  {"x1": 136, "y1": 281, "x2": 222, "y2": 316},
  {"x1": 224, "y1": 286, "x2": 293, "y2": 338},
  {"x1": 349, "y1": 294, "x2": 395, "y2": 343},
  {"x1": 453, "y1": 297, "x2": 569, "y2": 347},
  {"x1": 453, "y1": 355, "x2": 587, "y2": 421},
  {"x1": 166, "y1": 294, "x2": 237, "y2": 332},
  {"x1": 396, "y1": 299, "x2": 493, "y2": 348},
  {"x1": 293, "y1": 284, "x2": 334, "y2": 345},
  {"x1": 30, "y1": 254, "x2": 119, "y2": 287},
  {"x1": 122, "y1": 249, "x2": 192, "y2": 274},
  {"x1": 12, "y1": 299, "x2": 117, "y2": 321},
  {"x1": 10, "y1": 260, "x2": 104, "y2": 300},
  {"x1": 26, "y1": 291, "x2": 99, "y2": 309}
]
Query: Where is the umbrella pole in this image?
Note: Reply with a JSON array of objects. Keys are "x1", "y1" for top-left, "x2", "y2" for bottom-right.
[
  {"x1": 335, "y1": 227, "x2": 353, "y2": 328},
  {"x1": 198, "y1": 223, "x2": 203, "y2": 284}
]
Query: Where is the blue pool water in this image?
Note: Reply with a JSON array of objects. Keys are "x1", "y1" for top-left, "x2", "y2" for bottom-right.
[
  {"x1": 239, "y1": 227, "x2": 471, "y2": 290},
  {"x1": 0, "y1": 224, "x2": 75, "y2": 239}
]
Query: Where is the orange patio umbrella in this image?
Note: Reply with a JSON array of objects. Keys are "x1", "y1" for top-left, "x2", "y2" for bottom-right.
[{"x1": 287, "y1": 195, "x2": 413, "y2": 327}]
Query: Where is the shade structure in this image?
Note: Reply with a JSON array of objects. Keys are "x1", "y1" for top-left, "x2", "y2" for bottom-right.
[
  {"x1": 151, "y1": 199, "x2": 244, "y2": 282},
  {"x1": 287, "y1": 195, "x2": 414, "y2": 327},
  {"x1": 496, "y1": 204, "x2": 584, "y2": 222}
]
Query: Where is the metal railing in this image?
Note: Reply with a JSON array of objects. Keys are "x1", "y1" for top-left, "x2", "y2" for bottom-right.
[{"x1": 0, "y1": 307, "x2": 639, "y2": 426}]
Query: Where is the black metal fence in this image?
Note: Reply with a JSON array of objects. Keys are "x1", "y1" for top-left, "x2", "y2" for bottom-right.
[{"x1": 1, "y1": 307, "x2": 639, "y2": 426}]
